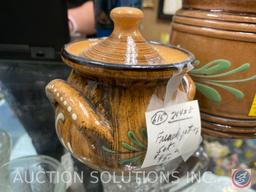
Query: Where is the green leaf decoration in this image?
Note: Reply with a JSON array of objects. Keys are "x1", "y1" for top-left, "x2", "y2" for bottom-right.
[
  {"x1": 195, "y1": 82, "x2": 222, "y2": 103},
  {"x1": 205, "y1": 81, "x2": 244, "y2": 100},
  {"x1": 140, "y1": 128, "x2": 147, "y2": 140},
  {"x1": 102, "y1": 146, "x2": 116, "y2": 154},
  {"x1": 207, "y1": 74, "x2": 256, "y2": 84},
  {"x1": 119, "y1": 154, "x2": 144, "y2": 165},
  {"x1": 121, "y1": 142, "x2": 140, "y2": 152},
  {"x1": 191, "y1": 59, "x2": 256, "y2": 102},
  {"x1": 191, "y1": 59, "x2": 231, "y2": 75},
  {"x1": 101, "y1": 128, "x2": 148, "y2": 166},
  {"x1": 193, "y1": 60, "x2": 200, "y2": 66},
  {"x1": 191, "y1": 63, "x2": 250, "y2": 79},
  {"x1": 204, "y1": 61, "x2": 231, "y2": 75},
  {"x1": 128, "y1": 130, "x2": 146, "y2": 149}
]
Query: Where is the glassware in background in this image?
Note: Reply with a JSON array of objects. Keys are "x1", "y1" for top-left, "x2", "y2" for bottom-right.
[
  {"x1": 101, "y1": 147, "x2": 209, "y2": 192},
  {"x1": 0, "y1": 155, "x2": 66, "y2": 192},
  {"x1": 94, "y1": 0, "x2": 142, "y2": 37},
  {"x1": 0, "y1": 130, "x2": 11, "y2": 167}
]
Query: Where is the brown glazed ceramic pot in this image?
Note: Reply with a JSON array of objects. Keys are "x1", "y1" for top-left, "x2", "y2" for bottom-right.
[
  {"x1": 170, "y1": 0, "x2": 256, "y2": 138},
  {"x1": 46, "y1": 7, "x2": 195, "y2": 172}
]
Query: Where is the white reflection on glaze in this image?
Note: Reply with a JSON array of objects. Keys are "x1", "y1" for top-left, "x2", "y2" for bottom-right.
[{"x1": 125, "y1": 36, "x2": 138, "y2": 65}]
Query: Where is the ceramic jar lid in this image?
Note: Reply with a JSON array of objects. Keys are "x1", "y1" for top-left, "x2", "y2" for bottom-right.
[{"x1": 65, "y1": 7, "x2": 192, "y2": 68}]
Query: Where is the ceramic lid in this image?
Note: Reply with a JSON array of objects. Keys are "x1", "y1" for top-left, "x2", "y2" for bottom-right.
[
  {"x1": 80, "y1": 7, "x2": 190, "y2": 66},
  {"x1": 63, "y1": 7, "x2": 193, "y2": 70}
]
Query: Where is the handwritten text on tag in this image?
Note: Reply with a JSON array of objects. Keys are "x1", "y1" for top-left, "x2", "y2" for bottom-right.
[{"x1": 141, "y1": 100, "x2": 201, "y2": 168}]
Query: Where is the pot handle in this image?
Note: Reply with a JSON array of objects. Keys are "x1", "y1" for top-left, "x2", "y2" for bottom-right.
[
  {"x1": 45, "y1": 79, "x2": 114, "y2": 147},
  {"x1": 183, "y1": 73, "x2": 196, "y2": 101}
]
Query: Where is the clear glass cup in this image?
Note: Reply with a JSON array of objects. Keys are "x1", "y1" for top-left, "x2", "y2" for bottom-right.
[
  {"x1": 101, "y1": 147, "x2": 209, "y2": 192},
  {"x1": 0, "y1": 155, "x2": 66, "y2": 192},
  {"x1": 0, "y1": 130, "x2": 11, "y2": 167}
]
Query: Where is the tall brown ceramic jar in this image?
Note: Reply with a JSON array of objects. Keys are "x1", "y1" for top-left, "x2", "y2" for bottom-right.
[{"x1": 170, "y1": 0, "x2": 256, "y2": 138}]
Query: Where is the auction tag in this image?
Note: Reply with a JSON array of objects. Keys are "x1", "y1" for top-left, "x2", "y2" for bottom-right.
[
  {"x1": 141, "y1": 100, "x2": 201, "y2": 168},
  {"x1": 249, "y1": 94, "x2": 256, "y2": 117}
]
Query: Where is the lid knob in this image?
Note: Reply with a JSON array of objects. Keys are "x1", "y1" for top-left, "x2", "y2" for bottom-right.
[
  {"x1": 111, "y1": 7, "x2": 143, "y2": 21},
  {"x1": 110, "y1": 7, "x2": 143, "y2": 38},
  {"x1": 82, "y1": 7, "x2": 165, "y2": 65}
]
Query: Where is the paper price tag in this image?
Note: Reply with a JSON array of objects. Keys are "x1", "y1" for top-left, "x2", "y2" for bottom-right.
[{"x1": 141, "y1": 100, "x2": 201, "y2": 168}]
